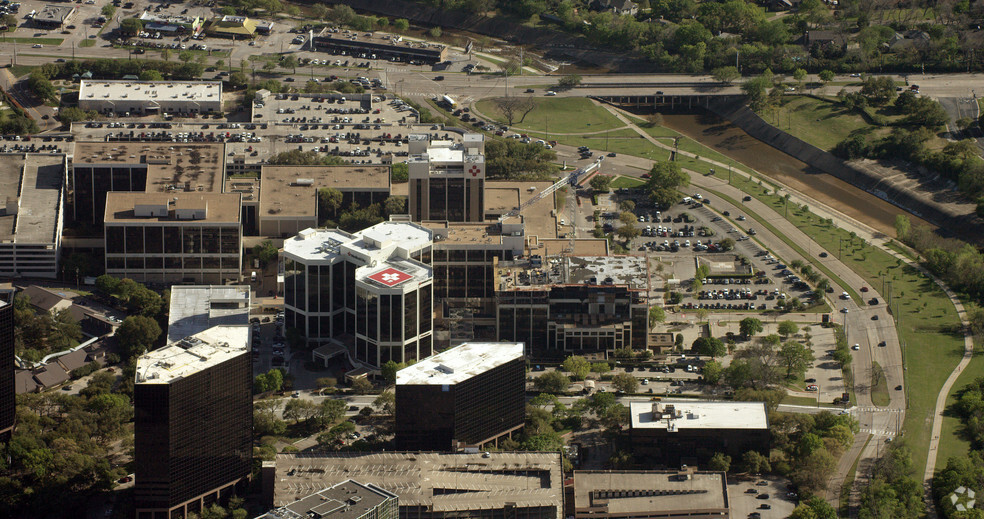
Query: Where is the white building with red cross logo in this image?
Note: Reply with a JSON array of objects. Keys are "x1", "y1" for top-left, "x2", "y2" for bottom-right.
[
  {"x1": 282, "y1": 220, "x2": 435, "y2": 368},
  {"x1": 407, "y1": 133, "x2": 486, "y2": 223}
]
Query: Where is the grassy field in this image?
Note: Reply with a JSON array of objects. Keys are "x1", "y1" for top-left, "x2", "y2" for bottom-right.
[
  {"x1": 611, "y1": 175, "x2": 646, "y2": 189},
  {"x1": 758, "y1": 96, "x2": 891, "y2": 151},
  {"x1": 1, "y1": 37, "x2": 64, "y2": 46},
  {"x1": 871, "y1": 362, "x2": 891, "y2": 406},
  {"x1": 936, "y1": 346, "x2": 984, "y2": 468},
  {"x1": 79, "y1": 39, "x2": 95, "y2": 48},
  {"x1": 476, "y1": 97, "x2": 625, "y2": 134}
]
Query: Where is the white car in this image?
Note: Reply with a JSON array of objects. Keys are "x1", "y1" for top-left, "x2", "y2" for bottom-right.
[
  {"x1": 545, "y1": 91, "x2": 557, "y2": 96},
  {"x1": 32, "y1": 43, "x2": 42, "y2": 48}
]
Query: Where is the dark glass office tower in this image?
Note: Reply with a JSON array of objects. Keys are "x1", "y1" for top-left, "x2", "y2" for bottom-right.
[
  {"x1": 396, "y1": 342, "x2": 525, "y2": 451},
  {"x1": 0, "y1": 300, "x2": 14, "y2": 440},
  {"x1": 134, "y1": 326, "x2": 252, "y2": 519}
]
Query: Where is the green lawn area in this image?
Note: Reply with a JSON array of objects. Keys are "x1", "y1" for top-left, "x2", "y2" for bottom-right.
[
  {"x1": 7, "y1": 65, "x2": 35, "y2": 78},
  {"x1": 937, "y1": 346, "x2": 984, "y2": 468},
  {"x1": 2, "y1": 37, "x2": 64, "y2": 46},
  {"x1": 757, "y1": 95, "x2": 890, "y2": 151},
  {"x1": 978, "y1": 97, "x2": 984, "y2": 113},
  {"x1": 871, "y1": 362, "x2": 890, "y2": 406},
  {"x1": 476, "y1": 97, "x2": 625, "y2": 134},
  {"x1": 610, "y1": 175, "x2": 645, "y2": 189},
  {"x1": 79, "y1": 39, "x2": 95, "y2": 48}
]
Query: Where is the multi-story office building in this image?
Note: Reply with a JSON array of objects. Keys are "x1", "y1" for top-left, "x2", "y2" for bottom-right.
[
  {"x1": 254, "y1": 165, "x2": 391, "y2": 237},
  {"x1": 71, "y1": 142, "x2": 225, "y2": 226},
  {"x1": 573, "y1": 470, "x2": 730, "y2": 519},
  {"x1": 257, "y1": 479, "x2": 398, "y2": 519},
  {"x1": 134, "y1": 325, "x2": 252, "y2": 519},
  {"x1": 0, "y1": 154, "x2": 66, "y2": 279},
  {"x1": 269, "y1": 452, "x2": 563, "y2": 519},
  {"x1": 104, "y1": 192, "x2": 242, "y2": 284},
  {"x1": 0, "y1": 299, "x2": 14, "y2": 440},
  {"x1": 408, "y1": 134, "x2": 485, "y2": 223},
  {"x1": 628, "y1": 401, "x2": 770, "y2": 467},
  {"x1": 282, "y1": 221, "x2": 433, "y2": 367},
  {"x1": 495, "y1": 255, "x2": 651, "y2": 359},
  {"x1": 395, "y1": 342, "x2": 525, "y2": 451}
]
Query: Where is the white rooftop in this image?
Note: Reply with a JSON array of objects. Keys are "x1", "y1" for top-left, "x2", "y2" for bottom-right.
[
  {"x1": 166, "y1": 285, "x2": 250, "y2": 343},
  {"x1": 79, "y1": 80, "x2": 222, "y2": 103},
  {"x1": 397, "y1": 342, "x2": 523, "y2": 386},
  {"x1": 135, "y1": 325, "x2": 249, "y2": 384},
  {"x1": 282, "y1": 228, "x2": 355, "y2": 263},
  {"x1": 629, "y1": 400, "x2": 768, "y2": 430},
  {"x1": 341, "y1": 220, "x2": 432, "y2": 263}
]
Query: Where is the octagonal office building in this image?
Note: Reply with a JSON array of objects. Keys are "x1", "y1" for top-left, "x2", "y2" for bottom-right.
[{"x1": 282, "y1": 221, "x2": 434, "y2": 367}]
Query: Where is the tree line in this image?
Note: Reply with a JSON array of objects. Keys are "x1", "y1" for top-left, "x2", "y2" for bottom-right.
[
  {"x1": 934, "y1": 376, "x2": 984, "y2": 518},
  {"x1": 410, "y1": 0, "x2": 984, "y2": 74}
]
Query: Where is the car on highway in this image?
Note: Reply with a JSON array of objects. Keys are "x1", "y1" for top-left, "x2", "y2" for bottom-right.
[
  {"x1": 878, "y1": 341, "x2": 887, "y2": 347},
  {"x1": 433, "y1": 75, "x2": 444, "y2": 81},
  {"x1": 819, "y1": 252, "x2": 828, "y2": 257},
  {"x1": 525, "y1": 88, "x2": 535, "y2": 93},
  {"x1": 756, "y1": 494, "x2": 770, "y2": 500},
  {"x1": 545, "y1": 91, "x2": 557, "y2": 96},
  {"x1": 852, "y1": 344, "x2": 860, "y2": 350},
  {"x1": 32, "y1": 43, "x2": 42, "y2": 48},
  {"x1": 841, "y1": 307, "x2": 849, "y2": 313},
  {"x1": 872, "y1": 314, "x2": 879, "y2": 320},
  {"x1": 896, "y1": 385, "x2": 903, "y2": 390},
  {"x1": 805, "y1": 384, "x2": 818, "y2": 391}
]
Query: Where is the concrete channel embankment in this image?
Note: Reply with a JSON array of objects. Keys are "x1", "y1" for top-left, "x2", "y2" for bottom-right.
[{"x1": 707, "y1": 96, "x2": 984, "y2": 241}]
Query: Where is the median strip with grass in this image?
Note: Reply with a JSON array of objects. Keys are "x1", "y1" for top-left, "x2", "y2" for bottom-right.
[
  {"x1": 3, "y1": 37, "x2": 64, "y2": 46},
  {"x1": 871, "y1": 362, "x2": 890, "y2": 407}
]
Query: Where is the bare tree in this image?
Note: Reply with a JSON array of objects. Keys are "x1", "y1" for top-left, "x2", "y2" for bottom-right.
[{"x1": 493, "y1": 96, "x2": 536, "y2": 126}]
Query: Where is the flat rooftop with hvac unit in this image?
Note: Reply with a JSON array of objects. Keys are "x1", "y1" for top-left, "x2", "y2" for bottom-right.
[
  {"x1": 71, "y1": 141, "x2": 226, "y2": 226},
  {"x1": 268, "y1": 451, "x2": 563, "y2": 519},
  {"x1": 396, "y1": 342, "x2": 526, "y2": 451},
  {"x1": 78, "y1": 80, "x2": 222, "y2": 115},
  {"x1": 0, "y1": 154, "x2": 66, "y2": 279},
  {"x1": 628, "y1": 400, "x2": 770, "y2": 468}
]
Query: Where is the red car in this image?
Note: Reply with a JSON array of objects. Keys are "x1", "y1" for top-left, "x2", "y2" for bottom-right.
[{"x1": 861, "y1": 286, "x2": 869, "y2": 292}]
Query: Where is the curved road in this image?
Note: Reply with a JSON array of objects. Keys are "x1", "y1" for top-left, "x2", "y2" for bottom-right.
[{"x1": 589, "y1": 104, "x2": 908, "y2": 509}]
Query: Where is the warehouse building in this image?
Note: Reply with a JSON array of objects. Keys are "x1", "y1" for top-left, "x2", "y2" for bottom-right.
[
  {"x1": 104, "y1": 192, "x2": 242, "y2": 284},
  {"x1": 78, "y1": 80, "x2": 222, "y2": 116},
  {"x1": 134, "y1": 325, "x2": 252, "y2": 519},
  {"x1": 283, "y1": 220, "x2": 433, "y2": 368},
  {"x1": 0, "y1": 154, "x2": 66, "y2": 279},
  {"x1": 628, "y1": 401, "x2": 770, "y2": 468},
  {"x1": 268, "y1": 452, "x2": 563, "y2": 519},
  {"x1": 495, "y1": 255, "x2": 651, "y2": 359},
  {"x1": 395, "y1": 342, "x2": 525, "y2": 451}
]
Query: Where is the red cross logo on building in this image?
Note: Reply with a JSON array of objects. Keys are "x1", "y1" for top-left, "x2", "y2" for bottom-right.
[
  {"x1": 368, "y1": 267, "x2": 413, "y2": 287},
  {"x1": 468, "y1": 165, "x2": 481, "y2": 177}
]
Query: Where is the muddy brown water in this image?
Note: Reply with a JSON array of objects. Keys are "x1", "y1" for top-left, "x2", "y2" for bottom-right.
[{"x1": 658, "y1": 111, "x2": 936, "y2": 237}]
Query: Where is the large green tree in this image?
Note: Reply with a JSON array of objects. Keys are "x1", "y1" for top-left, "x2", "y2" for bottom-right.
[
  {"x1": 645, "y1": 161, "x2": 689, "y2": 209},
  {"x1": 116, "y1": 315, "x2": 161, "y2": 360}
]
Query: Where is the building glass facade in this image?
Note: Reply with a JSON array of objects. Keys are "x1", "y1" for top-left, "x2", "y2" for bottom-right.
[
  {"x1": 105, "y1": 223, "x2": 241, "y2": 284},
  {"x1": 134, "y1": 352, "x2": 251, "y2": 519},
  {"x1": 0, "y1": 302, "x2": 14, "y2": 438}
]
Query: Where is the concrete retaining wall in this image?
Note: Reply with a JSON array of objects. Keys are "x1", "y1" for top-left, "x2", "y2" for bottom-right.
[{"x1": 707, "y1": 97, "x2": 983, "y2": 238}]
